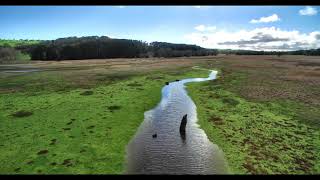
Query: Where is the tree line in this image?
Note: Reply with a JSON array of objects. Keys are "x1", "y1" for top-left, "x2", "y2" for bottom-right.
[
  {"x1": 218, "y1": 49, "x2": 320, "y2": 56},
  {"x1": 23, "y1": 36, "x2": 218, "y2": 61},
  {"x1": 1, "y1": 36, "x2": 320, "y2": 63}
]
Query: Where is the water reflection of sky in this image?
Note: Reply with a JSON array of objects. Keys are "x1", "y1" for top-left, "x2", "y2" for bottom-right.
[{"x1": 159, "y1": 70, "x2": 217, "y2": 111}]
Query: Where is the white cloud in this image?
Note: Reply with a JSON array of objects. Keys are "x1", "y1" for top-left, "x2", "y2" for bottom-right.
[
  {"x1": 192, "y1": 6, "x2": 211, "y2": 9},
  {"x1": 184, "y1": 26, "x2": 320, "y2": 51},
  {"x1": 250, "y1": 14, "x2": 280, "y2": 24},
  {"x1": 299, "y1": 6, "x2": 317, "y2": 16},
  {"x1": 194, "y1": 25, "x2": 216, "y2": 32}
]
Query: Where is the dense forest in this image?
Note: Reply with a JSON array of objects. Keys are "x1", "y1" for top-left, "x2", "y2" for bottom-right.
[
  {"x1": 24, "y1": 36, "x2": 218, "y2": 60},
  {"x1": 1, "y1": 36, "x2": 320, "y2": 63}
]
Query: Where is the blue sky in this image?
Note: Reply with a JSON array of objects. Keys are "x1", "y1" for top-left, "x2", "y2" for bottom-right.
[{"x1": 0, "y1": 6, "x2": 319, "y2": 50}]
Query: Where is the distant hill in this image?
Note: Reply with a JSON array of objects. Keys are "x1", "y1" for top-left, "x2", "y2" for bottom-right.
[{"x1": 0, "y1": 39, "x2": 40, "y2": 47}]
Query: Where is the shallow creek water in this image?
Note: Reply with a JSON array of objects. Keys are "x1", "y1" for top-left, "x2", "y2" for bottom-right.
[
  {"x1": 126, "y1": 70, "x2": 229, "y2": 174},
  {"x1": 0, "y1": 65, "x2": 41, "y2": 73}
]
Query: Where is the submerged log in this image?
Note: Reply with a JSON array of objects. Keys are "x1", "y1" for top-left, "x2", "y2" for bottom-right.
[
  {"x1": 152, "y1": 133, "x2": 157, "y2": 138},
  {"x1": 180, "y1": 131, "x2": 186, "y2": 141},
  {"x1": 179, "y1": 114, "x2": 187, "y2": 135}
]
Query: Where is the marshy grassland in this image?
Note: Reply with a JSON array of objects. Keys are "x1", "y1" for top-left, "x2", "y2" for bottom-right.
[
  {"x1": 0, "y1": 55, "x2": 319, "y2": 174},
  {"x1": 0, "y1": 57, "x2": 210, "y2": 174},
  {"x1": 188, "y1": 55, "x2": 320, "y2": 174}
]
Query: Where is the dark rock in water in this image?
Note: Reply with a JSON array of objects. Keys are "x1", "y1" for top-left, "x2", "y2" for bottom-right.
[
  {"x1": 176, "y1": 79, "x2": 180, "y2": 82},
  {"x1": 165, "y1": 82, "x2": 169, "y2": 85},
  {"x1": 152, "y1": 134, "x2": 157, "y2": 138},
  {"x1": 180, "y1": 114, "x2": 187, "y2": 135}
]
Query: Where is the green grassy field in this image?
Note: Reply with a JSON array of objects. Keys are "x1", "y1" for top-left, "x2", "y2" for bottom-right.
[
  {"x1": 187, "y1": 59, "x2": 320, "y2": 174},
  {"x1": 0, "y1": 65, "x2": 208, "y2": 174},
  {"x1": 0, "y1": 39, "x2": 40, "y2": 47},
  {"x1": 0, "y1": 56, "x2": 319, "y2": 174}
]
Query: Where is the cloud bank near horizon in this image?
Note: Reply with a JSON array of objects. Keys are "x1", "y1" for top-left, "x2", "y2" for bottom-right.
[{"x1": 185, "y1": 26, "x2": 320, "y2": 51}]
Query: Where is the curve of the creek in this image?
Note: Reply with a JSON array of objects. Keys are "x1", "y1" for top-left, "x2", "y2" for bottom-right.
[{"x1": 125, "y1": 68, "x2": 229, "y2": 174}]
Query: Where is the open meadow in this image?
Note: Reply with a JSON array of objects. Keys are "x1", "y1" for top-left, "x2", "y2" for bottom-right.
[{"x1": 0, "y1": 55, "x2": 319, "y2": 174}]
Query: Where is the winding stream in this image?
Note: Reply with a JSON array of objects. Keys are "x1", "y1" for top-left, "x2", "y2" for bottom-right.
[{"x1": 126, "y1": 69, "x2": 229, "y2": 174}]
